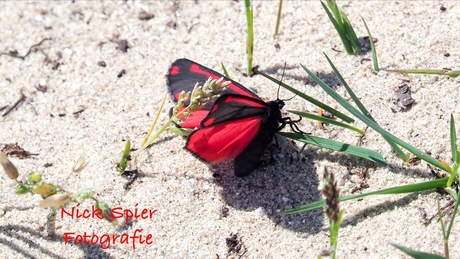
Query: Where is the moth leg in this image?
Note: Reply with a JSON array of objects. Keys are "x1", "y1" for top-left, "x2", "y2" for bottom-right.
[{"x1": 279, "y1": 116, "x2": 306, "y2": 134}]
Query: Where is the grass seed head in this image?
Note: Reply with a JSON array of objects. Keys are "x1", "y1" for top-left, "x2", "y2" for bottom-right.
[
  {"x1": 321, "y1": 167, "x2": 340, "y2": 223},
  {"x1": 188, "y1": 77, "x2": 230, "y2": 111}
]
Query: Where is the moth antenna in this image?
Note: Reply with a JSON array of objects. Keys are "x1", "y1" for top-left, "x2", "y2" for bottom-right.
[
  {"x1": 276, "y1": 62, "x2": 287, "y2": 100},
  {"x1": 277, "y1": 62, "x2": 297, "y2": 101}
]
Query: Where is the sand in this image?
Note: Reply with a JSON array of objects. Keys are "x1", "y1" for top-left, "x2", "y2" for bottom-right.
[{"x1": 1, "y1": 1, "x2": 459, "y2": 258}]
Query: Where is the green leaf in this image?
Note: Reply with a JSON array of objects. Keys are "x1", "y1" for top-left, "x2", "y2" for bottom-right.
[
  {"x1": 257, "y1": 70, "x2": 354, "y2": 123},
  {"x1": 288, "y1": 110, "x2": 364, "y2": 134},
  {"x1": 283, "y1": 177, "x2": 449, "y2": 214},
  {"x1": 280, "y1": 132, "x2": 386, "y2": 165},
  {"x1": 392, "y1": 244, "x2": 446, "y2": 259}
]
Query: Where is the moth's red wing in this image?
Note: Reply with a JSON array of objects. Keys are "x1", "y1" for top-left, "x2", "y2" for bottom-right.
[
  {"x1": 185, "y1": 94, "x2": 269, "y2": 162},
  {"x1": 185, "y1": 117, "x2": 262, "y2": 162},
  {"x1": 174, "y1": 108, "x2": 208, "y2": 129}
]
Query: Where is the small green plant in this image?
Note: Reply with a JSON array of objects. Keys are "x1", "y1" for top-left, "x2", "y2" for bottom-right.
[
  {"x1": 321, "y1": 0, "x2": 361, "y2": 55},
  {"x1": 281, "y1": 55, "x2": 457, "y2": 213},
  {"x1": 0, "y1": 151, "x2": 118, "y2": 236},
  {"x1": 392, "y1": 191, "x2": 459, "y2": 258},
  {"x1": 117, "y1": 139, "x2": 131, "y2": 173}
]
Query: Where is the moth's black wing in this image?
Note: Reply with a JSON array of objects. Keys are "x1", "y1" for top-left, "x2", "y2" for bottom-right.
[
  {"x1": 201, "y1": 94, "x2": 269, "y2": 127},
  {"x1": 167, "y1": 58, "x2": 260, "y2": 109},
  {"x1": 234, "y1": 101, "x2": 283, "y2": 177}
]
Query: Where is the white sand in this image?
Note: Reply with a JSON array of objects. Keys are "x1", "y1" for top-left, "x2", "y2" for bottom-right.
[{"x1": 1, "y1": 1, "x2": 459, "y2": 258}]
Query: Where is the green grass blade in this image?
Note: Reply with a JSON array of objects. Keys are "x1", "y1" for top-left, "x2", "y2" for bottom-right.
[
  {"x1": 283, "y1": 177, "x2": 449, "y2": 214},
  {"x1": 438, "y1": 199, "x2": 447, "y2": 242},
  {"x1": 273, "y1": 0, "x2": 283, "y2": 38},
  {"x1": 326, "y1": 0, "x2": 342, "y2": 22},
  {"x1": 341, "y1": 14, "x2": 361, "y2": 54},
  {"x1": 256, "y1": 70, "x2": 354, "y2": 123},
  {"x1": 280, "y1": 132, "x2": 386, "y2": 165},
  {"x1": 288, "y1": 110, "x2": 364, "y2": 134},
  {"x1": 361, "y1": 17, "x2": 379, "y2": 72},
  {"x1": 446, "y1": 190, "x2": 460, "y2": 239},
  {"x1": 117, "y1": 140, "x2": 131, "y2": 173},
  {"x1": 245, "y1": 0, "x2": 254, "y2": 76},
  {"x1": 323, "y1": 54, "x2": 407, "y2": 160},
  {"x1": 392, "y1": 244, "x2": 446, "y2": 259},
  {"x1": 450, "y1": 114, "x2": 457, "y2": 162},
  {"x1": 301, "y1": 64, "x2": 449, "y2": 172},
  {"x1": 323, "y1": 54, "x2": 369, "y2": 116},
  {"x1": 221, "y1": 62, "x2": 231, "y2": 78},
  {"x1": 321, "y1": 1, "x2": 353, "y2": 54},
  {"x1": 385, "y1": 69, "x2": 460, "y2": 77}
]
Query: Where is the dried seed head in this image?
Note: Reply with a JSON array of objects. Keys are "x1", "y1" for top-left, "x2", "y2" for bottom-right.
[
  {"x1": 173, "y1": 91, "x2": 189, "y2": 111},
  {"x1": 171, "y1": 90, "x2": 191, "y2": 124},
  {"x1": 0, "y1": 151, "x2": 19, "y2": 180},
  {"x1": 40, "y1": 193, "x2": 74, "y2": 208}
]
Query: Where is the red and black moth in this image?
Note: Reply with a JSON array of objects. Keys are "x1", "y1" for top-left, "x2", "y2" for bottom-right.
[{"x1": 167, "y1": 59, "x2": 298, "y2": 177}]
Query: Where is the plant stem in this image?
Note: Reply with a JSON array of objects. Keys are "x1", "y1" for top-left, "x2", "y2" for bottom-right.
[
  {"x1": 245, "y1": 0, "x2": 254, "y2": 76},
  {"x1": 132, "y1": 119, "x2": 171, "y2": 158},
  {"x1": 274, "y1": 0, "x2": 283, "y2": 38},
  {"x1": 142, "y1": 92, "x2": 167, "y2": 146}
]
